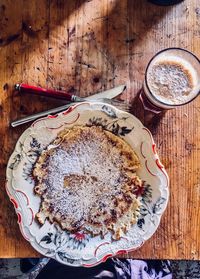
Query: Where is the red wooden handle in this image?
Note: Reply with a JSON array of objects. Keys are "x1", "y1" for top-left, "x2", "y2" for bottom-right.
[{"x1": 15, "y1": 83, "x2": 75, "y2": 101}]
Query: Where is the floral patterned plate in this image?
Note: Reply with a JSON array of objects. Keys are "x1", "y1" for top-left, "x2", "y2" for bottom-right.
[{"x1": 6, "y1": 102, "x2": 169, "y2": 267}]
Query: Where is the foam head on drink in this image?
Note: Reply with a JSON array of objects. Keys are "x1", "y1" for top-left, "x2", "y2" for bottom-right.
[{"x1": 144, "y1": 48, "x2": 200, "y2": 109}]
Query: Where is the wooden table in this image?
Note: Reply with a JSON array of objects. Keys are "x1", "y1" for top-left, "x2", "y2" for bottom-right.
[{"x1": 0, "y1": 0, "x2": 199, "y2": 259}]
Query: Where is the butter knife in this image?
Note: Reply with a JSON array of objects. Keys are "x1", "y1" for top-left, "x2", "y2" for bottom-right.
[{"x1": 11, "y1": 85, "x2": 126, "y2": 127}]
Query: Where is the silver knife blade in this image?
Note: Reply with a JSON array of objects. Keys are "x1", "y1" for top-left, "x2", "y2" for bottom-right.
[
  {"x1": 86, "y1": 84, "x2": 126, "y2": 100},
  {"x1": 11, "y1": 85, "x2": 126, "y2": 127}
]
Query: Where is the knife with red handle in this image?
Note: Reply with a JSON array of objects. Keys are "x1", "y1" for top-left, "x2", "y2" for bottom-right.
[
  {"x1": 11, "y1": 84, "x2": 126, "y2": 127},
  {"x1": 15, "y1": 83, "x2": 82, "y2": 102}
]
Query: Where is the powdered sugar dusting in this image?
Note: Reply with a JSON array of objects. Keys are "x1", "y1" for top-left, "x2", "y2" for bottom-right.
[{"x1": 34, "y1": 126, "x2": 141, "y2": 235}]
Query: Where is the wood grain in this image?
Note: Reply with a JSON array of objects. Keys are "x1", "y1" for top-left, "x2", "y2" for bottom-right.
[{"x1": 0, "y1": 0, "x2": 199, "y2": 259}]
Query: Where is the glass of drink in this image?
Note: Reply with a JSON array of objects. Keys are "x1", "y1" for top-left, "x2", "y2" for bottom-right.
[{"x1": 140, "y1": 48, "x2": 200, "y2": 113}]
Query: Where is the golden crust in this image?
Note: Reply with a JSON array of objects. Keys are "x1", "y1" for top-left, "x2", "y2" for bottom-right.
[{"x1": 33, "y1": 126, "x2": 142, "y2": 239}]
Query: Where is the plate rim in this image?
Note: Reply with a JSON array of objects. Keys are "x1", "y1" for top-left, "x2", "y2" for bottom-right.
[{"x1": 6, "y1": 101, "x2": 169, "y2": 267}]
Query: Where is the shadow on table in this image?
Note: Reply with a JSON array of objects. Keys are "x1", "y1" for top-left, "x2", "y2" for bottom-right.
[
  {"x1": 1, "y1": 0, "x2": 172, "y2": 245},
  {"x1": 1, "y1": 0, "x2": 172, "y2": 122},
  {"x1": 129, "y1": 91, "x2": 167, "y2": 132}
]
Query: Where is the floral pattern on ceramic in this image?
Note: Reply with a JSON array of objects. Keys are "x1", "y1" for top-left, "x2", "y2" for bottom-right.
[{"x1": 6, "y1": 102, "x2": 169, "y2": 267}]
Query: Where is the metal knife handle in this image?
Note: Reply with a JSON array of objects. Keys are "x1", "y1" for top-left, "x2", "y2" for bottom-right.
[
  {"x1": 11, "y1": 102, "x2": 77, "y2": 127},
  {"x1": 15, "y1": 83, "x2": 81, "y2": 101}
]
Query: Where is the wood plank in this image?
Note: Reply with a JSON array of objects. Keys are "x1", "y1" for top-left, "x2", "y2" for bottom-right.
[
  {"x1": 0, "y1": 0, "x2": 50, "y2": 257},
  {"x1": 126, "y1": 0, "x2": 200, "y2": 260},
  {"x1": 0, "y1": 0, "x2": 199, "y2": 259}
]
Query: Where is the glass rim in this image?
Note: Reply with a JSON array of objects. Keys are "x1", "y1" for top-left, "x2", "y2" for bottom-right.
[{"x1": 144, "y1": 47, "x2": 200, "y2": 107}]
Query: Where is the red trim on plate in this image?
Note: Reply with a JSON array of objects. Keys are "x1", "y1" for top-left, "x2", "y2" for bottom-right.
[
  {"x1": 31, "y1": 116, "x2": 48, "y2": 127},
  {"x1": 145, "y1": 160, "x2": 157, "y2": 177},
  {"x1": 6, "y1": 184, "x2": 19, "y2": 209},
  {"x1": 155, "y1": 158, "x2": 164, "y2": 169},
  {"x1": 32, "y1": 102, "x2": 88, "y2": 128},
  {"x1": 16, "y1": 190, "x2": 29, "y2": 205},
  {"x1": 62, "y1": 102, "x2": 91, "y2": 115},
  {"x1": 102, "y1": 254, "x2": 113, "y2": 262},
  {"x1": 142, "y1": 128, "x2": 169, "y2": 188},
  {"x1": 10, "y1": 198, "x2": 18, "y2": 209},
  {"x1": 6, "y1": 183, "x2": 30, "y2": 241},
  {"x1": 140, "y1": 142, "x2": 146, "y2": 159},
  {"x1": 120, "y1": 237, "x2": 129, "y2": 242},
  {"x1": 83, "y1": 262, "x2": 101, "y2": 268},
  {"x1": 5, "y1": 181, "x2": 11, "y2": 197},
  {"x1": 94, "y1": 242, "x2": 110, "y2": 257},
  {"x1": 86, "y1": 242, "x2": 144, "y2": 268},
  {"x1": 17, "y1": 212, "x2": 22, "y2": 223},
  {"x1": 62, "y1": 106, "x2": 74, "y2": 115},
  {"x1": 156, "y1": 160, "x2": 169, "y2": 187},
  {"x1": 83, "y1": 244, "x2": 141, "y2": 268},
  {"x1": 64, "y1": 113, "x2": 80, "y2": 125},
  {"x1": 48, "y1": 114, "x2": 58, "y2": 118},
  {"x1": 29, "y1": 207, "x2": 34, "y2": 226},
  {"x1": 72, "y1": 102, "x2": 91, "y2": 109},
  {"x1": 142, "y1": 128, "x2": 157, "y2": 155},
  {"x1": 152, "y1": 144, "x2": 156, "y2": 154},
  {"x1": 47, "y1": 124, "x2": 64, "y2": 130},
  {"x1": 83, "y1": 254, "x2": 113, "y2": 267},
  {"x1": 47, "y1": 113, "x2": 80, "y2": 130},
  {"x1": 115, "y1": 250, "x2": 127, "y2": 255}
]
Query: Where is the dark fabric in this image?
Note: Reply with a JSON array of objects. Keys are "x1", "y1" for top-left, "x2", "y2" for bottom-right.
[
  {"x1": 130, "y1": 260, "x2": 172, "y2": 279},
  {"x1": 36, "y1": 258, "x2": 131, "y2": 279},
  {"x1": 36, "y1": 259, "x2": 172, "y2": 279},
  {"x1": 20, "y1": 258, "x2": 40, "y2": 273}
]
